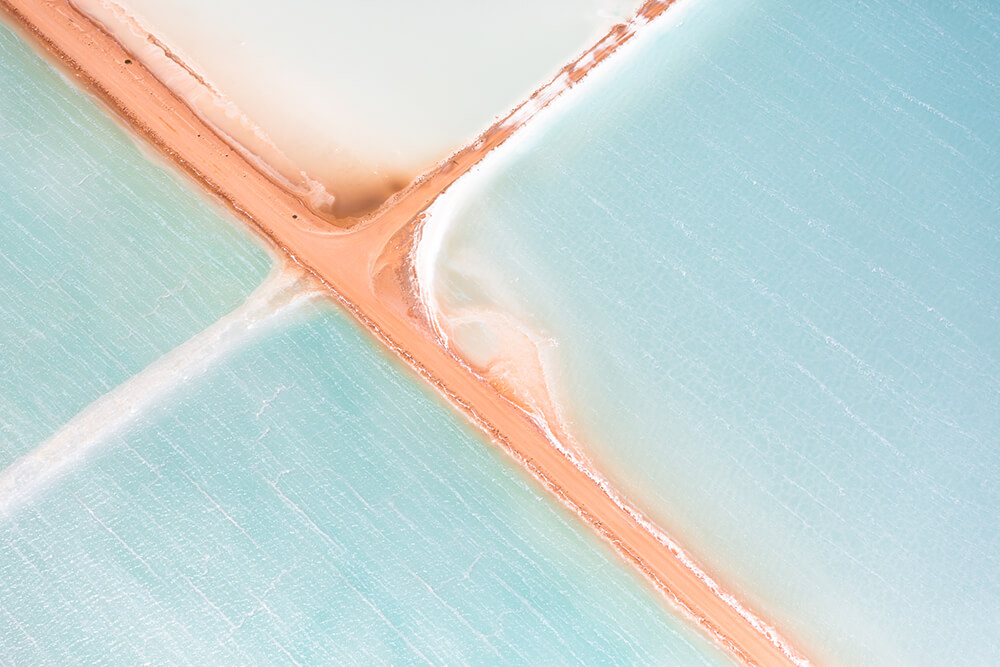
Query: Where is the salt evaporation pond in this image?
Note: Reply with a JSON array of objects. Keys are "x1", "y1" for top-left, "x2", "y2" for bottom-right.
[
  {"x1": 422, "y1": 0, "x2": 1000, "y2": 663},
  {"x1": 0, "y1": 21, "x2": 728, "y2": 665}
]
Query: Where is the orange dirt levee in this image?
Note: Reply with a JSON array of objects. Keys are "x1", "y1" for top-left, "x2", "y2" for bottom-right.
[{"x1": 0, "y1": 0, "x2": 812, "y2": 664}]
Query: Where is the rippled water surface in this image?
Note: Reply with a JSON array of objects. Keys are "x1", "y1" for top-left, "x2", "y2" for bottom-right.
[
  {"x1": 426, "y1": 0, "x2": 1000, "y2": 663},
  {"x1": 0, "y1": 25, "x2": 271, "y2": 465},
  {"x1": 0, "y1": 300, "x2": 728, "y2": 665}
]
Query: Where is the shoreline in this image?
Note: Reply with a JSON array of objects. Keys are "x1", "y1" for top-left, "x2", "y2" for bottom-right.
[{"x1": 0, "y1": 1, "x2": 810, "y2": 664}]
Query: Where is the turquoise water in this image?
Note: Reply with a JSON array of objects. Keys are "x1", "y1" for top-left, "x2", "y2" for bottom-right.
[
  {"x1": 0, "y1": 301, "x2": 727, "y2": 665},
  {"x1": 427, "y1": 0, "x2": 1000, "y2": 663},
  {"x1": 0, "y1": 24, "x2": 271, "y2": 466},
  {"x1": 0, "y1": 20, "x2": 730, "y2": 665}
]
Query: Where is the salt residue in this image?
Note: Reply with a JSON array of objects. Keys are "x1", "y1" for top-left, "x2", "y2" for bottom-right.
[
  {"x1": 415, "y1": 0, "x2": 701, "y2": 352},
  {"x1": 0, "y1": 265, "x2": 314, "y2": 519}
]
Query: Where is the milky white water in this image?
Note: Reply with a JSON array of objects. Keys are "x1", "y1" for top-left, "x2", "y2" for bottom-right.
[{"x1": 78, "y1": 0, "x2": 641, "y2": 213}]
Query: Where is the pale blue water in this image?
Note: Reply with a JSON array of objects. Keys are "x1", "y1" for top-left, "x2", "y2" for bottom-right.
[
  {"x1": 0, "y1": 24, "x2": 271, "y2": 466},
  {"x1": 0, "y1": 19, "x2": 730, "y2": 665},
  {"x1": 429, "y1": 0, "x2": 1000, "y2": 663},
  {"x1": 0, "y1": 301, "x2": 728, "y2": 665}
]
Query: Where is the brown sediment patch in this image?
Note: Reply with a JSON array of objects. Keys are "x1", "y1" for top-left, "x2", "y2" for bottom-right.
[{"x1": 0, "y1": 0, "x2": 812, "y2": 664}]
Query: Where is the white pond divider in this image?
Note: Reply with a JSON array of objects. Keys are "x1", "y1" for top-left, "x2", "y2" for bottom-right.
[{"x1": 0, "y1": 264, "x2": 314, "y2": 519}]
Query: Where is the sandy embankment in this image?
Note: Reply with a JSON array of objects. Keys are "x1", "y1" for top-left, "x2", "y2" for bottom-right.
[{"x1": 0, "y1": 0, "x2": 812, "y2": 664}]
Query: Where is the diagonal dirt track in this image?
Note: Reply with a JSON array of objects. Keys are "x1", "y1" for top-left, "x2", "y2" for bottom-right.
[{"x1": 0, "y1": 1, "x2": 811, "y2": 663}]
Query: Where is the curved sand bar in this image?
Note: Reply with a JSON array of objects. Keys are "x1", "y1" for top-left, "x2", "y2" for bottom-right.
[{"x1": 0, "y1": 1, "x2": 812, "y2": 664}]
